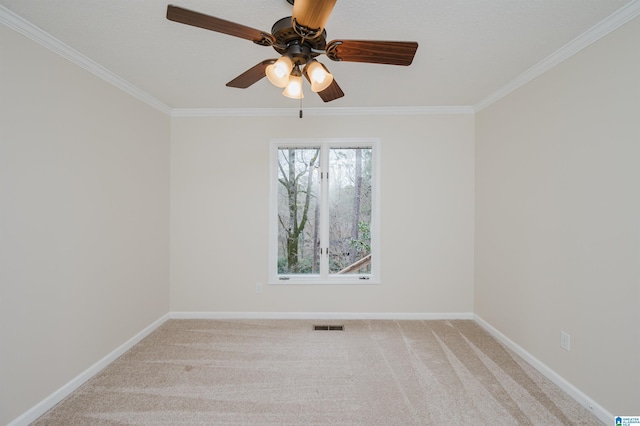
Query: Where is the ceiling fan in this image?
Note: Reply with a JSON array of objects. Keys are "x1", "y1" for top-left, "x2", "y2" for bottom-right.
[{"x1": 166, "y1": 0, "x2": 418, "y2": 102}]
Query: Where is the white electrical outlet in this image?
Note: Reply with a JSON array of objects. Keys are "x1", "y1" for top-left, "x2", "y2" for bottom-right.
[
  {"x1": 560, "y1": 331, "x2": 571, "y2": 351},
  {"x1": 256, "y1": 283, "x2": 263, "y2": 294}
]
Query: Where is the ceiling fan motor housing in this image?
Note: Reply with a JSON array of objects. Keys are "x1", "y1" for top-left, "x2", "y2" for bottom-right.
[{"x1": 270, "y1": 16, "x2": 325, "y2": 65}]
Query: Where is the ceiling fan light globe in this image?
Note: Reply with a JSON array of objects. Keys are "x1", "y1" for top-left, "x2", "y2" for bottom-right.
[
  {"x1": 266, "y1": 56, "x2": 293, "y2": 88},
  {"x1": 274, "y1": 67, "x2": 286, "y2": 79},
  {"x1": 310, "y1": 75, "x2": 333, "y2": 92},
  {"x1": 311, "y1": 68, "x2": 326, "y2": 83},
  {"x1": 306, "y1": 61, "x2": 333, "y2": 92},
  {"x1": 283, "y1": 75, "x2": 304, "y2": 99}
]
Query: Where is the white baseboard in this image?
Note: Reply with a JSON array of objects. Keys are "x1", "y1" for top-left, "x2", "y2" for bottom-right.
[
  {"x1": 169, "y1": 311, "x2": 475, "y2": 320},
  {"x1": 473, "y1": 314, "x2": 612, "y2": 425},
  {"x1": 11, "y1": 312, "x2": 609, "y2": 425},
  {"x1": 8, "y1": 313, "x2": 170, "y2": 426}
]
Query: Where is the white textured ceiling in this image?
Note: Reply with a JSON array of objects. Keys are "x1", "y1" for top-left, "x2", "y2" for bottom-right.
[{"x1": 1, "y1": 0, "x2": 635, "y2": 109}]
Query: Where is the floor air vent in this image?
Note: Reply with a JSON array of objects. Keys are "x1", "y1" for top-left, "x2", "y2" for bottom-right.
[{"x1": 313, "y1": 325, "x2": 344, "y2": 331}]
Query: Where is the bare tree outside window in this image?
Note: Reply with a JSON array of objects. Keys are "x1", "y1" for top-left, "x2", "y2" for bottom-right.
[
  {"x1": 276, "y1": 146, "x2": 373, "y2": 278},
  {"x1": 328, "y1": 148, "x2": 372, "y2": 274},
  {"x1": 277, "y1": 148, "x2": 320, "y2": 274}
]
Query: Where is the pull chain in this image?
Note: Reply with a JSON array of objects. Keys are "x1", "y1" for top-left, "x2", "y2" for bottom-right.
[{"x1": 299, "y1": 96, "x2": 303, "y2": 119}]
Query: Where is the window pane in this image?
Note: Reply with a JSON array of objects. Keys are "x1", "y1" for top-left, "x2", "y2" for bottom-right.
[
  {"x1": 277, "y1": 148, "x2": 321, "y2": 274},
  {"x1": 328, "y1": 148, "x2": 372, "y2": 275}
]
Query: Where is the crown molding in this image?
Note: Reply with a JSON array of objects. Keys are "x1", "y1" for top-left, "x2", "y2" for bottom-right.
[
  {"x1": 4, "y1": 0, "x2": 638, "y2": 118},
  {"x1": 474, "y1": 0, "x2": 640, "y2": 112},
  {"x1": 0, "y1": 5, "x2": 172, "y2": 116},
  {"x1": 171, "y1": 105, "x2": 474, "y2": 117}
]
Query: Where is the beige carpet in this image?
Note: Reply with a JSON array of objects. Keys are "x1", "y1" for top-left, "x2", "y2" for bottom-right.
[{"x1": 33, "y1": 320, "x2": 602, "y2": 425}]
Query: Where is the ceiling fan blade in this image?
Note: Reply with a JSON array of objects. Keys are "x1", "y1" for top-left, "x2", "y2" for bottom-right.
[
  {"x1": 316, "y1": 79, "x2": 344, "y2": 102},
  {"x1": 167, "y1": 5, "x2": 275, "y2": 46},
  {"x1": 326, "y1": 40, "x2": 419, "y2": 66},
  {"x1": 292, "y1": 0, "x2": 336, "y2": 38},
  {"x1": 226, "y1": 59, "x2": 276, "y2": 88}
]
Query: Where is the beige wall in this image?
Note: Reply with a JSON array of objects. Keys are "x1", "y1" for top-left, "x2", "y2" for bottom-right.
[
  {"x1": 475, "y1": 16, "x2": 640, "y2": 414},
  {"x1": 170, "y1": 114, "x2": 475, "y2": 314},
  {"x1": 0, "y1": 25, "x2": 170, "y2": 424},
  {"x1": 5, "y1": 7, "x2": 638, "y2": 424}
]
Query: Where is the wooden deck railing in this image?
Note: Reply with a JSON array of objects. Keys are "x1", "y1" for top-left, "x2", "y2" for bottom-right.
[{"x1": 337, "y1": 254, "x2": 371, "y2": 274}]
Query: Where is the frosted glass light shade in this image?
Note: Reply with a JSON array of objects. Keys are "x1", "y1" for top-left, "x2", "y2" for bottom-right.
[
  {"x1": 282, "y1": 75, "x2": 304, "y2": 99},
  {"x1": 306, "y1": 61, "x2": 333, "y2": 92},
  {"x1": 266, "y1": 56, "x2": 293, "y2": 88}
]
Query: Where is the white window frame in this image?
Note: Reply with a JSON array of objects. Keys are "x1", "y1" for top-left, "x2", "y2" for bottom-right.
[{"x1": 268, "y1": 138, "x2": 381, "y2": 285}]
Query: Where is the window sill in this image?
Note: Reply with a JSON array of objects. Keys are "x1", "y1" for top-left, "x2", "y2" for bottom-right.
[{"x1": 268, "y1": 276, "x2": 380, "y2": 285}]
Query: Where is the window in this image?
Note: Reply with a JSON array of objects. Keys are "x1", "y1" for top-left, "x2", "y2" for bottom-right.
[{"x1": 269, "y1": 138, "x2": 380, "y2": 284}]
